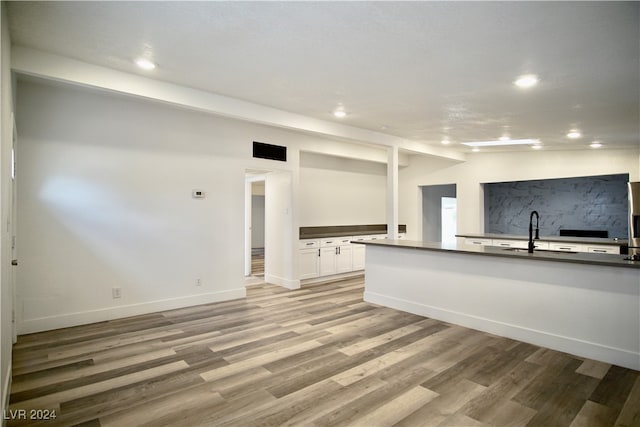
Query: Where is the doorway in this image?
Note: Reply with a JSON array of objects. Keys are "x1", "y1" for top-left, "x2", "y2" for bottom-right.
[
  {"x1": 245, "y1": 172, "x2": 266, "y2": 278},
  {"x1": 250, "y1": 181, "x2": 265, "y2": 276},
  {"x1": 421, "y1": 184, "x2": 457, "y2": 243}
]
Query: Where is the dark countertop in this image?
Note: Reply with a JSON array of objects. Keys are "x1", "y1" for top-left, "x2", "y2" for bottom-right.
[
  {"x1": 353, "y1": 239, "x2": 640, "y2": 270},
  {"x1": 456, "y1": 233, "x2": 627, "y2": 246}
]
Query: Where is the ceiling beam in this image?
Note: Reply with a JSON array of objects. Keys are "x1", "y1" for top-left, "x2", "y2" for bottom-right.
[{"x1": 11, "y1": 47, "x2": 466, "y2": 162}]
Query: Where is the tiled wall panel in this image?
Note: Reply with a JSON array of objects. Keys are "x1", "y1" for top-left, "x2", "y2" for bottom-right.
[{"x1": 485, "y1": 174, "x2": 629, "y2": 239}]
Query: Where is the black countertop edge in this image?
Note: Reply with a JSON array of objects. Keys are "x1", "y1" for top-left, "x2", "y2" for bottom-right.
[
  {"x1": 354, "y1": 239, "x2": 640, "y2": 270},
  {"x1": 456, "y1": 233, "x2": 627, "y2": 246}
]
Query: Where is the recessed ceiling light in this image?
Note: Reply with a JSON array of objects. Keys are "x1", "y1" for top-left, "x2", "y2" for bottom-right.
[
  {"x1": 498, "y1": 135, "x2": 510, "y2": 141},
  {"x1": 472, "y1": 147, "x2": 480, "y2": 152},
  {"x1": 441, "y1": 138, "x2": 451, "y2": 145},
  {"x1": 532, "y1": 144, "x2": 543, "y2": 150},
  {"x1": 135, "y1": 58, "x2": 156, "y2": 70},
  {"x1": 567, "y1": 130, "x2": 582, "y2": 139},
  {"x1": 514, "y1": 74, "x2": 539, "y2": 88},
  {"x1": 461, "y1": 138, "x2": 540, "y2": 147},
  {"x1": 590, "y1": 142, "x2": 602, "y2": 148},
  {"x1": 333, "y1": 109, "x2": 346, "y2": 118}
]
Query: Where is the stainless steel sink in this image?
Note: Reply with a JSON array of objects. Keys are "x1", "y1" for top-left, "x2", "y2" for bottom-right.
[{"x1": 501, "y1": 247, "x2": 578, "y2": 254}]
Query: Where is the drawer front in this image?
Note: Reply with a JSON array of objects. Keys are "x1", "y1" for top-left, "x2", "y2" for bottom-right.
[
  {"x1": 465, "y1": 238, "x2": 492, "y2": 246},
  {"x1": 533, "y1": 241, "x2": 549, "y2": 250},
  {"x1": 587, "y1": 246, "x2": 619, "y2": 254},
  {"x1": 549, "y1": 242, "x2": 582, "y2": 252},
  {"x1": 492, "y1": 239, "x2": 528, "y2": 249},
  {"x1": 370, "y1": 234, "x2": 388, "y2": 240},
  {"x1": 299, "y1": 239, "x2": 319, "y2": 249},
  {"x1": 321, "y1": 239, "x2": 339, "y2": 247}
]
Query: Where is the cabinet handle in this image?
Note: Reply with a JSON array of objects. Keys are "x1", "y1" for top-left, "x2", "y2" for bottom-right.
[
  {"x1": 558, "y1": 247, "x2": 571, "y2": 250},
  {"x1": 499, "y1": 243, "x2": 510, "y2": 246},
  {"x1": 318, "y1": 249, "x2": 320, "y2": 257},
  {"x1": 593, "y1": 249, "x2": 606, "y2": 253},
  {"x1": 306, "y1": 242, "x2": 314, "y2": 246}
]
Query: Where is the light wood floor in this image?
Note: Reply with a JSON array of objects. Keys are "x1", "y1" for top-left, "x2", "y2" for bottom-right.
[
  {"x1": 9, "y1": 276, "x2": 640, "y2": 427},
  {"x1": 251, "y1": 248, "x2": 264, "y2": 277}
]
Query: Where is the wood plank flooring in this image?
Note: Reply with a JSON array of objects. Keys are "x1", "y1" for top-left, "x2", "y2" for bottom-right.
[
  {"x1": 251, "y1": 248, "x2": 264, "y2": 277},
  {"x1": 9, "y1": 276, "x2": 640, "y2": 427}
]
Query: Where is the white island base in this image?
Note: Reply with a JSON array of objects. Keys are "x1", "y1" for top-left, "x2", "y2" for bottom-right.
[{"x1": 363, "y1": 242, "x2": 640, "y2": 370}]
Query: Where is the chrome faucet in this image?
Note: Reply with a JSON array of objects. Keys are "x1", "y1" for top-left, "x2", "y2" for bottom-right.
[{"x1": 528, "y1": 210, "x2": 540, "y2": 253}]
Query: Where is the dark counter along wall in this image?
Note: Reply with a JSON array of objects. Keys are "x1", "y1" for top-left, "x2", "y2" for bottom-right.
[{"x1": 484, "y1": 174, "x2": 629, "y2": 239}]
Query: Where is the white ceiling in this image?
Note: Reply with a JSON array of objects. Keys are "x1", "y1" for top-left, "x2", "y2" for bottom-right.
[{"x1": 6, "y1": 1, "x2": 640, "y2": 153}]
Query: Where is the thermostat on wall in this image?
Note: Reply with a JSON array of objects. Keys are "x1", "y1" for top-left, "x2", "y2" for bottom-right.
[{"x1": 192, "y1": 189, "x2": 205, "y2": 199}]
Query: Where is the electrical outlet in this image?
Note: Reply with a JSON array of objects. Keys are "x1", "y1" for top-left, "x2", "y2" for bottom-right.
[
  {"x1": 196, "y1": 278, "x2": 202, "y2": 287},
  {"x1": 112, "y1": 287, "x2": 122, "y2": 299}
]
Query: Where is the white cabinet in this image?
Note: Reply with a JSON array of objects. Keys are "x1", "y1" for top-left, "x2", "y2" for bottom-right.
[
  {"x1": 352, "y1": 244, "x2": 366, "y2": 270},
  {"x1": 586, "y1": 246, "x2": 619, "y2": 254},
  {"x1": 299, "y1": 232, "x2": 401, "y2": 280},
  {"x1": 532, "y1": 241, "x2": 549, "y2": 250},
  {"x1": 299, "y1": 248, "x2": 320, "y2": 279},
  {"x1": 318, "y1": 237, "x2": 355, "y2": 277},
  {"x1": 319, "y1": 246, "x2": 338, "y2": 276},
  {"x1": 465, "y1": 238, "x2": 492, "y2": 246},
  {"x1": 549, "y1": 242, "x2": 584, "y2": 252},
  {"x1": 336, "y1": 244, "x2": 353, "y2": 273},
  {"x1": 299, "y1": 239, "x2": 320, "y2": 279},
  {"x1": 492, "y1": 239, "x2": 528, "y2": 249}
]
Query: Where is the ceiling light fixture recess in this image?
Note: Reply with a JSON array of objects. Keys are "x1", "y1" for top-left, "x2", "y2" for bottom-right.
[
  {"x1": 514, "y1": 74, "x2": 539, "y2": 88},
  {"x1": 567, "y1": 130, "x2": 582, "y2": 139},
  {"x1": 135, "y1": 58, "x2": 156, "y2": 70},
  {"x1": 461, "y1": 138, "x2": 540, "y2": 147}
]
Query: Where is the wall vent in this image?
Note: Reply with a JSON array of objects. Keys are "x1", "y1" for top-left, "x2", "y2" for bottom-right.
[{"x1": 253, "y1": 141, "x2": 287, "y2": 162}]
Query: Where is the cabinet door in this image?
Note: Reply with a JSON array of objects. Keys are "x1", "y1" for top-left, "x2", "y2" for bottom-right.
[
  {"x1": 299, "y1": 248, "x2": 320, "y2": 279},
  {"x1": 352, "y1": 245, "x2": 366, "y2": 270},
  {"x1": 336, "y1": 245, "x2": 353, "y2": 273},
  {"x1": 319, "y1": 247, "x2": 337, "y2": 276}
]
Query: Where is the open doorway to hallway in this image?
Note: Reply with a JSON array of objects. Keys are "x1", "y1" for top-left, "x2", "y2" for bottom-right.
[
  {"x1": 421, "y1": 184, "x2": 457, "y2": 243},
  {"x1": 245, "y1": 172, "x2": 266, "y2": 279},
  {"x1": 250, "y1": 180, "x2": 265, "y2": 277}
]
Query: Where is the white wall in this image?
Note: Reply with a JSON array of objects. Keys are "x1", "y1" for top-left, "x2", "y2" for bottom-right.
[
  {"x1": 400, "y1": 149, "x2": 640, "y2": 241},
  {"x1": 0, "y1": 1, "x2": 14, "y2": 415},
  {"x1": 299, "y1": 152, "x2": 387, "y2": 226},
  {"x1": 16, "y1": 78, "x2": 393, "y2": 331}
]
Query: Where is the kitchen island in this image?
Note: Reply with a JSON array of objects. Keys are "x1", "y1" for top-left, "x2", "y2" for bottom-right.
[{"x1": 355, "y1": 239, "x2": 640, "y2": 370}]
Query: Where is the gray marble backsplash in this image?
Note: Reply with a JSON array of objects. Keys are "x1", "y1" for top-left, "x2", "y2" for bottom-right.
[{"x1": 485, "y1": 174, "x2": 629, "y2": 239}]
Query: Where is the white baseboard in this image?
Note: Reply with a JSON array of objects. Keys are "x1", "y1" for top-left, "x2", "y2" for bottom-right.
[
  {"x1": 18, "y1": 288, "x2": 247, "y2": 335},
  {"x1": 301, "y1": 271, "x2": 364, "y2": 285},
  {"x1": 365, "y1": 290, "x2": 640, "y2": 371},
  {"x1": 264, "y1": 274, "x2": 300, "y2": 290}
]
